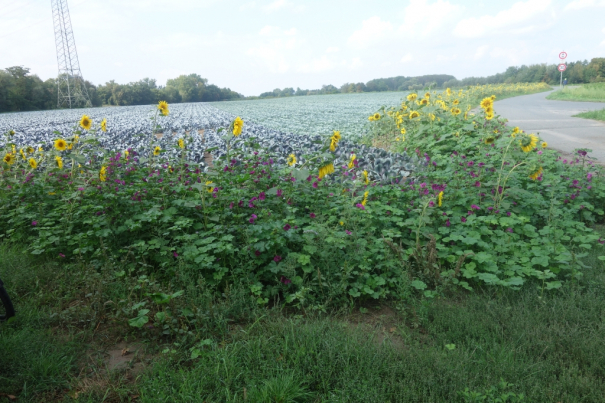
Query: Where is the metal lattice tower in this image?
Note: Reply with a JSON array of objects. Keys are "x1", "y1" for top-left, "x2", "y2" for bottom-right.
[{"x1": 51, "y1": 0, "x2": 91, "y2": 108}]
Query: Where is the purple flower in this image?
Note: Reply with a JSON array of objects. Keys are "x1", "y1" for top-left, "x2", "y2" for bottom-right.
[
  {"x1": 274, "y1": 255, "x2": 282, "y2": 262},
  {"x1": 78, "y1": 187, "x2": 85, "y2": 191},
  {"x1": 429, "y1": 201, "x2": 435, "y2": 207},
  {"x1": 229, "y1": 202, "x2": 234, "y2": 209},
  {"x1": 461, "y1": 217, "x2": 467, "y2": 223},
  {"x1": 255, "y1": 250, "x2": 261, "y2": 256},
  {"x1": 249, "y1": 214, "x2": 258, "y2": 224},
  {"x1": 280, "y1": 276, "x2": 292, "y2": 285},
  {"x1": 445, "y1": 219, "x2": 451, "y2": 227},
  {"x1": 578, "y1": 150, "x2": 587, "y2": 157},
  {"x1": 283, "y1": 224, "x2": 291, "y2": 231},
  {"x1": 598, "y1": 238, "x2": 605, "y2": 245},
  {"x1": 471, "y1": 204, "x2": 480, "y2": 210},
  {"x1": 506, "y1": 212, "x2": 511, "y2": 217},
  {"x1": 32, "y1": 221, "x2": 38, "y2": 226},
  {"x1": 587, "y1": 173, "x2": 593, "y2": 182},
  {"x1": 467, "y1": 161, "x2": 475, "y2": 167},
  {"x1": 59, "y1": 253, "x2": 65, "y2": 258},
  {"x1": 312, "y1": 182, "x2": 318, "y2": 188},
  {"x1": 356, "y1": 203, "x2": 365, "y2": 210},
  {"x1": 259, "y1": 192, "x2": 266, "y2": 201},
  {"x1": 276, "y1": 189, "x2": 283, "y2": 197},
  {"x1": 345, "y1": 230, "x2": 352, "y2": 235},
  {"x1": 475, "y1": 181, "x2": 481, "y2": 187},
  {"x1": 173, "y1": 252, "x2": 178, "y2": 258},
  {"x1": 310, "y1": 213, "x2": 316, "y2": 218},
  {"x1": 507, "y1": 228, "x2": 514, "y2": 233}
]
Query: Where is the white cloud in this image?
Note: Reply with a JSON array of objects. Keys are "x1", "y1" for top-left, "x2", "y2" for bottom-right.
[
  {"x1": 564, "y1": 0, "x2": 605, "y2": 10},
  {"x1": 347, "y1": 16, "x2": 393, "y2": 49},
  {"x1": 400, "y1": 53, "x2": 413, "y2": 63},
  {"x1": 298, "y1": 56, "x2": 336, "y2": 73},
  {"x1": 239, "y1": 1, "x2": 256, "y2": 11},
  {"x1": 259, "y1": 26, "x2": 297, "y2": 36},
  {"x1": 454, "y1": 0, "x2": 552, "y2": 38},
  {"x1": 348, "y1": 58, "x2": 363, "y2": 70},
  {"x1": 326, "y1": 47, "x2": 339, "y2": 53},
  {"x1": 264, "y1": 0, "x2": 304, "y2": 12},
  {"x1": 474, "y1": 45, "x2": 489, "y2": 60},
  {"x1": 247, "y1": 26, "x2": 301, "y2": 74},
  {"x1": 398, "y1": 0, "x2": 462, "y2": 36}
]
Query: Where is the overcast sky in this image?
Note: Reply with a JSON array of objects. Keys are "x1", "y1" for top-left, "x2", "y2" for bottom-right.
[{"x1": 2, "y1": 0, "x2": 605, "y2": 96}]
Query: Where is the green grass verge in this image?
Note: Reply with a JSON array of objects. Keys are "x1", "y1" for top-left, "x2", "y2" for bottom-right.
[
  {"x1": 546, "y1": 83, "x2": 605, "y2": 102},
  {"x1": 2, "y1": 230, "x2": 605, "y2": 402},
  {"x1": 574, "y1": 108, "x2": 605, "y2": 122}
]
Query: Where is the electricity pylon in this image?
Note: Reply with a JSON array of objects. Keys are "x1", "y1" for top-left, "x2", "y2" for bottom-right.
[{"x1": 51, "y1": 0, "x2": 92, "y2": 108}]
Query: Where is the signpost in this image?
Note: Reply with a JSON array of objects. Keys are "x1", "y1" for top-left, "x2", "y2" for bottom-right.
[{"x1": 559, "y1": 51, "x2": 567, "y2": 89}]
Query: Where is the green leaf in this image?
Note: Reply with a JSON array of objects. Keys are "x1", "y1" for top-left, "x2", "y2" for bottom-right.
[{"x1": 411, "y1": 280, "x2": 427, "y2": 290}]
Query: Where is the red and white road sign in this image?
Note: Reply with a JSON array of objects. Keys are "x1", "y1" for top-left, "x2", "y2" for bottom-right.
[
  {"x1": 559, "y1": 51, "x2": 567, "y2": 59},
  {"x1": 558, "y1": 63, "x2": 567, "y2": 72}
]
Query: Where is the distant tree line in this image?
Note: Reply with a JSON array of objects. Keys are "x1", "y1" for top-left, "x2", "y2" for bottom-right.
[
  {"x1": 256, "y1": 58, "x2": 605, "y2": 99},
  {"x1": 0, "y1": 68, "x2": 243, "y2": 113}
]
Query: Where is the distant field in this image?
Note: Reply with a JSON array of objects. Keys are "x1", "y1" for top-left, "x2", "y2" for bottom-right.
[
  {"x1": 575, "y1": 108, "x2": 605, "y2": 121},
  {"x1": 546, "y1": 83, "x2": 605, "y2": 102},
  {"x1": 212, "y1": 92, "x2": 411, "y2": 139}
]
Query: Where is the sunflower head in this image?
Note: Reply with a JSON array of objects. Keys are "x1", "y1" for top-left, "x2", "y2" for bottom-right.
[
  {"x1": 158, "y1": 101, "x2": 169, "y2": 116},
  {"x1": 420, "y1": 99, "x2": 429, "y2": 106},
  {"x1": 54, "y1": 139, "x2": 67, "y2": 151},
  {"x1": 362, "y1": 170, "x2": 369, "y2": 185},
  {"x1": 424, "y1": 92, "x2": 431, "y2": 99},
  {"x1": 480, "y1": 97, "x2": 493, "y2": 110},
  {"x1": 55, "y1": 155, "x2": 63, "y2": 169},
  {"x1": 99, "y1": 166, "x2": 107, "y2": 182},
  {"x1": 438, "y1": 191, "x2": 444, "y2": 207},
  {"x1": 3, "y1": 153, "x2": 15, "y2": 165},
  {"x1": 28, "y1": 158, "x2": 37, "y2": 169},
  {"x1": 541, "y1": 142, "x2": 548, "y2": 148},
  {"x1": 446, "y1": 88, "x2": 452, "y2": 96},
  {"x1": 400, "y1": 127, "x2": 406, "y2": 135},
  {"x1": 153, "y1": 146, "x2": 161, "y2": 156},
  {"x1": 101, "y1": 118, "x2": 107, "y2": 132},
  {"x1": 519, "y1": 134, "x2": 539, "y2": 153},
  {"x1": 484, "y1": 135, "x2": 496, "y2": 145},
  {"x1": 26, "y1": 146, "x2": 34, "y2": 154},
  {"x1": 529, "y1": 167, "x2": 543, "y2": 180},
  {"x1": 407, "y1": 93, "x2": 418, "y2": 102},
  {"x1": 451, "y1": 107, "x2": 461, "y2": 116},
  {"x1": 79, "y1": 115, "x2": 92, "y2": 130},
  {"x1": 409, "y1": 111, "x2": 420, "y2": 119},
  {"x1": 318, "y1": 163, "x2": 335, "y2": 179},
  {"x1": 373, "y1": 113, "x2": 381, "y2": 120},
  {"x1": 178, "y1": 138, "x2": 185, "y2": 149},
  {"x1": 287, "y1": 153, "x2": 297, "y2": 167},
  {"x1": 485, "y1": 112, "x2": 494, "y2": 120},
  {"x1": 232, "y1": 116, "x2": 244, "y2": 136},
  {"x1": 452, "y1": 99, "x2": 459, "y2": 105}
]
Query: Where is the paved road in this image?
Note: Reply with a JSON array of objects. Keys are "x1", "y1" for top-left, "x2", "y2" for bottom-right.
[{"x1": 495, "y1": 90, "x2": 605, "y2": 161}]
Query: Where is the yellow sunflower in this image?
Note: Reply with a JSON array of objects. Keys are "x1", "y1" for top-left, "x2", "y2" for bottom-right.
[
  {"x1": 419, "y1": 99, "x2": 429, "y2": 106},
  {"x1": 484, "y1": 135, "x2": 496, "y2": 145},
  {"x1": 178, "y1": 138, "x2": 185, "y2": 149},
  {"x1": 233, "y1": 116, "x2": 244, "y2": 136},
  {"x1": 348, "y1": 154, "x2": 356, "y2": 169},
  {"x1": 529, "y1": 167, "x2": 543, "y2": 180},
  {"x1": 99, "y1": 166, "x2": 107, "y2": 182},
  {"x1": 26, "y1": 146, "x2": 34, "y2": 154},
  {"x1": 19, "y1": 148, "x2": 26, "y2": 160},
  {"x1": 79, "y1": 115, "x2": 92, "y2": 130},
  {"x1": 520, "y1": 134, "x2": 539, "y2": 153},
  {"x1": 362, "y1": 170, "x2": 369, "y2": 185},
  {"x1": 485, "y1": 112, "x2": 494, "y2": 120},
  {"x1": 409, "y1": 111, "x2": 420, "y2": 119},
  {"x1": 373, "y1": 113, "x2": 381, "y2": 120},
  {"x1": 446, "y1": 88, "x2": 452, "y2": 96},
  {"x1": 205, "y1": 181, "x2": 214, "y2": 193},
  {"x1": 101, "y1": 118, "x2": 107, "y2": 132},
  {"x1": 154, "y1": 146, "x2": 161, "y2": 156},
  {"x1": 480, "y1": 97, "x2": 493, "y2": 110},
  {"x1": 541, "y1": 142, "x2": 548, "y2": 148},
  {"x1": 3, "y1": 153, "x2": 15, "y2": 165},
  {"x1": 28, "y1": 158, "x2": 37, "y2": 169},
  {"x1": 54, "y1": 138, "x2": 67, "y2": 151},
  {"x1": 157, "y1": 101, "x2": 169, "y2": 116},
  {"x1": 424, "y1": 92, "x2": 431, "y2": 99},
  {"x1": 287, "y1": 154, "x2": 297, "y2": 167},
  {"x1": 400, "y1": 127, "x2": 406, "y2": 135},
  {"x1": 438, "y1": 191, "x2": 444, "y2": 207},
  {"x1": 318, "y1": 163, "x2": 335, "y2": 179},
  {"x1": 361, "y1": 191, "x2": 369, "y2": 206},
  {"x1": 55, "y1": 155, "x2": 63, "y2": 169},
  {"x1": 407, "y1": 93, "x2": 418, "y2": 102},
  {"x1": 452, "y1": 99, "x2": 459, "y2": 105},
  {"x1": 451, "y1": 107, "x2": 461, "y2": 116}
]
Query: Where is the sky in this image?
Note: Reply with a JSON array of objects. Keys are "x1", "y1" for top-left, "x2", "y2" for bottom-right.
[{"x1": 2, "y1": 0, "x2": 605, "y2": 96}]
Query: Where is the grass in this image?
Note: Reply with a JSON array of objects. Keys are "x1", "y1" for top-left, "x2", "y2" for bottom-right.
[
  {"x1": 1, "y1": 228, "x2": 605, "y2": 402},
  {"x1": 546, "y1": 82, "x2": 605, "y2": 102},
  {"x1": 574, "y1": 108, "x2": 605, "y2": 122}
]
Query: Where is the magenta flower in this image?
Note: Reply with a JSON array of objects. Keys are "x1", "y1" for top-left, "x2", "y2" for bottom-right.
[
  {"x1": 312, "y1": 182, "x2": 318, "y2": 188},
  {"x1": 471, "y1": 204, "x2": 480, "y2": 210},
  {"x1": 598, "y1": 238, "x2": 605, "y2": 245},
  {"x1": 461, "y1": 217, "x2": 467, "y2": 223},
  {"x1": 310, "y1": 213, "x2": 316, "y2": 218},
  {"x1": 445, "y1": 219, "x2": 451, "y2": 227},
  {"x1": 255, "y1": 250, "x2": 261, "y2": 256},
  {"x1": 475, "y1": 181, "x2": 481, "y2": 187},
  {"x1": 59, "y1": 253, "x2": 65, "y2": 258},
  {"x1": 32, "y1": 221, "x2": 38, "y2": 226},
  {"x1": 259, "y1": 192, "x2": 266, "y2": 201},
  {"x1": 277, "y1": 189, "x2": 283, "y2": 197},
  {"x1": 429, "y1": 201, "x2": 435, "y2": 207},
  {"x1": 274, "y1": 255, "x2": 282, "y2": 262},
  {"x1": 356, "y1": 203, "x2": 365, "y2": 210},
  {"x1": 506, "y1": 212, "x2": 511, "y2": 216},
  {"x1": 345, "y1": 230, "x2": 352, "y2": 235},
  {"x1": 280, "y1": 276, "x2": 292, "y2": 285},
  {"x1": 507, "y1": 228, "x2": 514, "y2": 233},
  {"x1": 173, "y1": 252, "x2": 178, "y2": 258},
  {"x1": 229, "y1": 202, "x2": 234, "y2": 209},
  {"x1": 283, "y1": 224, "x2": 291, "y2": 231},
  {"x1": 587, "y1": 173, "x2": 593, "y2": 182}
]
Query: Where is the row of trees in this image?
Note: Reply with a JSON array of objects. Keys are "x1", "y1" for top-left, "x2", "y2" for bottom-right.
[
  {"x1": 257, "y1": 58, "x2": 605, "y2": 99},
  {"x1": 0, "y1": 68, "x2": 243, "y2": 113}
]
